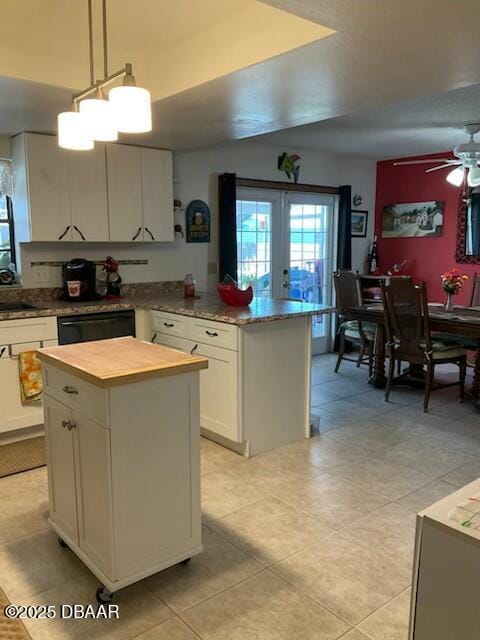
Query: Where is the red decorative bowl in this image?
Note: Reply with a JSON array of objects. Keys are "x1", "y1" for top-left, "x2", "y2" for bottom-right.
[{"x1": 217, "y1": 283, "x2": 253, "y2": 306}]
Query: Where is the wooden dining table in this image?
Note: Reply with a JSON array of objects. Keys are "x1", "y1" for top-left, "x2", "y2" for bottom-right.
[{"x1": 349, "y1": 303, "x2": 480, "y2": 409}]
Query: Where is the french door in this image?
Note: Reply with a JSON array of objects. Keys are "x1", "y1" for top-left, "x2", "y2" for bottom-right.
[{"x1": 236, "y1": 188, "x2": 336, "y2": 354}]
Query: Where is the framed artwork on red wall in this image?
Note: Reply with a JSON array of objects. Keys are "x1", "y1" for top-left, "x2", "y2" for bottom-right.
[{"x1": 382, "y1": 201, "x2": 444, "y2": 238}]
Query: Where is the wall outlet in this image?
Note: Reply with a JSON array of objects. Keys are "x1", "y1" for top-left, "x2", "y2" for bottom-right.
[{"x1": 32, "y1": 266, "x2": 50, "y2": 284}]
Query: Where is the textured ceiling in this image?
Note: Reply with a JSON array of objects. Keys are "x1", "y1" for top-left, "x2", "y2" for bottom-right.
[
  {"x1": 255, "y1": 84, "x2": 480, "y2": 160},
  {"x1": 2, "y1": 0, "x2": 480, "y2": 152}
]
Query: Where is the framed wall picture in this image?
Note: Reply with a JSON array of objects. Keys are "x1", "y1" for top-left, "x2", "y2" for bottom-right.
[
  {"x1": 351, "y1": 210, "x2": 368, "y2": 237},
  {"x1": 382, "y1": 201, "x2": 444, "y2": 238},
  {"x1": 186, "y1": 199, "x2": 211, "y2": 243}
]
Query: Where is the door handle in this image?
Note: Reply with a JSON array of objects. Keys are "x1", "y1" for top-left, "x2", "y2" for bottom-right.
[
  {"x1": 73, "y1": 225, "x2": 86, "y2": 241},
  {"x1": 62, "y1": 385, "x2": 79, "y2": 395},
  {"x1": 144, "y1": 227, "x2": 155, "y2": 241},
  {"x1": 58, "y1": 225, "x2": 71, "y2": 240},
  {"x1": 190, "y1": 344, "x2": 198, "y2": 354},
  {"x1": 132, "y1": 227, "x2": 142, "y2": 241}
]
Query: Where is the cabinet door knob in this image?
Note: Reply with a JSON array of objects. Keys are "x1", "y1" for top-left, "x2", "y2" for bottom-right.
[
  {"x1": 145, "y1": 227, "x2": 155, "y2": 241},
  {"x1": 73, "y1": 225, "x2": 86, "y2": 241},
  {"x1": 132, "y1": 227, "x2": 142, "y2": 241},
  {"x1": 61, "y1": 420, "x2": 69, "y2": 428},
  {"x1": 62, "y1": 385, "x2": 79, "y2": 395},
  {"x1": 67, "y1": 421, "x2": 76, "y2": 431},
  {"x1": 58, "y1": 225, "x2": 71, "y2": 240}
]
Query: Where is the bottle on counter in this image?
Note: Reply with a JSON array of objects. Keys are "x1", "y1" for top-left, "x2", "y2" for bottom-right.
[
  {"x1": 368, "y1": 235, "x2": 379, "y2": 274},
  {"x1": 184, "y1": 274, "x2": 196, "y2": 298}
]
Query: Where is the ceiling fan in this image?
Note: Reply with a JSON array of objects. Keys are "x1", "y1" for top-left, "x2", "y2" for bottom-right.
[{"x1": 393, "y1": 124, "x2": 480, "y2": 187}]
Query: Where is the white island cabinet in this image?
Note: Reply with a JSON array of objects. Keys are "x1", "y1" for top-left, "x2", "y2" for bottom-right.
[
  {"x1": 37, "y1": 337, "x2": 208, "y2": 602},
  {"x1": 150, "y1": 309, "x2": 314, "y2": 456}
]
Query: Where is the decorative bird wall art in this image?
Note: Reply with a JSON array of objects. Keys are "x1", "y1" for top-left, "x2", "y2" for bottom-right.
[{"x1": 278, "y1": 152, "x2": 301, "y2": 183}]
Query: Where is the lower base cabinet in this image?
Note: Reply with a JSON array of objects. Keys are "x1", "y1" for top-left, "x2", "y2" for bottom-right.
[
  {"x1": 151, "y1": 312, "x2": 312, "y2": 456},
  {"x1": 42, "y1": 363, "x2": 202, "y2": 594}
]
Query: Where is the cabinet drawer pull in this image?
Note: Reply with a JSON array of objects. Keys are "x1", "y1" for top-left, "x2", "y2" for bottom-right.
[
  {"x1": 0, "y1": 347, "x2": 6, "y2": 358},
  {"x1": 205, "y1": 331, "x2": 219, "y2": 337},
  {"x1": 151, "y1": 332, "x2": 157, "y2": 343},
  {"x1": 67, "y1": 422, "x2": 76, "y2": 431},
  {"x1": 190, "y1": 344, "x2": 198, "y2": 355},
  {"x1": 58, "y1": 225, "x2": 71, "y2": 240},
  {"x1": 61, "y1": 420, "x2": 69, "y2": 429},
  {"x1": 132, "y1": 227, "x2": 142, "y2": 240},
  {"x1": 145, "y1": 227, "x2": 155, "y2": 241},
  {"x1": 63, "y1": 385, "x2": 79, "y2": 395},
  {"x1": 163, "y1": 322, "x2": 174, "y2": 328},
  {"x1": 73, "y1": 225, "x2": 86, "y2": 241}
]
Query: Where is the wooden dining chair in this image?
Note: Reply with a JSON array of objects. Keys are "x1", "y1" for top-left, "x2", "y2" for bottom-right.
[
  {"x1": 382, "y1": 279, "x2": 467, "y2": 412},
  {"x1": 333, "y1": 271, "x2": 376, "y2": 374}
]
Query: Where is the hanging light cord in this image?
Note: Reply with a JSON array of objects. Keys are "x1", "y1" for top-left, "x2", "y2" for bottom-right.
[
  {"x1": 102, "y1": 0, "x2": 108, "y2": 79},
  {"x1": 73, "y1": 0, "x2": 132, "y2": 106}
]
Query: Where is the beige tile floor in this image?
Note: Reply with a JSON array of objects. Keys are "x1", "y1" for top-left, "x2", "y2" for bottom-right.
[{"x1": 0, "y1": 353, "x2": 478, "y2": 639}]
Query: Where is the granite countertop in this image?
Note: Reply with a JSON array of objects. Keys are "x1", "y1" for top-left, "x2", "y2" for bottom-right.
[{"x1": 0, "y1": 291, "x2": 333, "y2": 325}]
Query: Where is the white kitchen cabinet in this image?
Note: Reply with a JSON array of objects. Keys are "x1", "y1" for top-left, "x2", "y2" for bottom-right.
[
  {"x1": 43, "y1": 395, "x2": 79, "y2": 543},
  {"x1": 39, "y1": 338, "x2": 205, "y2": 596},
  {"x1": 12, "y1": 132, "x2": 173, "y2": 246},
  {"x1": 13, "y1": 132, "x2": 71, "y2": 242},
  {"x1": 106, "y1": 144, "x2": 143, "y2": 242},
  {"x1": 141, "y1": 147, "x2": 174, "y2": 242},
  {"x1": 67, "y1": 145, "x2": 109, "y2": 242},
  {"x1": 0, "y1": 316, "x2": 58, "y2": 434},
  {"x1": 150, "y1": 311, "x2": 311, "y2": 456}
]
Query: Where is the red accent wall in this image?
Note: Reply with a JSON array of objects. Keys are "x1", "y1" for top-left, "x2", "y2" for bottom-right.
[{"x1": 375, "y1": 152, "x2": 478, "y2": 304}]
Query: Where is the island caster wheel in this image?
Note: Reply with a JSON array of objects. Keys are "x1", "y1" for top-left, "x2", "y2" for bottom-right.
[
  {"x1": 58, "y1": 537, "x2": 68, "y2": 549},
  {"x1": 179, "y1": 557, "x2": 191, "y2": 565},
  {"x1": 96, "y1": 586, "x2": 113, "y2": 604}
]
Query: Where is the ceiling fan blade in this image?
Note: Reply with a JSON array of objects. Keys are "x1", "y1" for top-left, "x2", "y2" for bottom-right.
[
  {"x1": 425, "y1": 163, "x2": 461, "y2": 173},
  {"x1": 393, "y1": 159, "x2": 454, "y2": 166}
]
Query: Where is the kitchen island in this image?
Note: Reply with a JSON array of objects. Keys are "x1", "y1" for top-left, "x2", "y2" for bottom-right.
[{"x1": 37, "y1": 337, "x2": 208, "y2": 602}]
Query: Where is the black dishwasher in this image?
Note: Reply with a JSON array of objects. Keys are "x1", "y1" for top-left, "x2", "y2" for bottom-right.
[{"x1": 57, "y1": 310, "x2": 136, "y2": 345}]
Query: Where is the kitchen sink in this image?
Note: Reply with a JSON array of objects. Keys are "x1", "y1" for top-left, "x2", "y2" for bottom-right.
[{"x1": 0, "y1": 302, "x2": 40, "y2": 312}]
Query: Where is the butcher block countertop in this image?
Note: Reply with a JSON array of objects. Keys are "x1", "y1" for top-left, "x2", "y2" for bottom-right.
[{"x1": 37, "y1": 337, "x2": 208, "y2": 387}]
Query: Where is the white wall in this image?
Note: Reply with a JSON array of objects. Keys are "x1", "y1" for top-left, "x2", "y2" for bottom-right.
[{"x1": 18, "y1": 139, "x2": 376, "y2": 289}]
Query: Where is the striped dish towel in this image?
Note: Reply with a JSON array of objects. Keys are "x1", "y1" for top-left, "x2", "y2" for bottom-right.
[{"x1": 18, "y1": 351, "x2": 42, "y2": 403}]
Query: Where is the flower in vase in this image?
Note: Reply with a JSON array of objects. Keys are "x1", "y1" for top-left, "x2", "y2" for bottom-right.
[{"x1": 440, "y1": 268, "x2": 469, "y2": 295}]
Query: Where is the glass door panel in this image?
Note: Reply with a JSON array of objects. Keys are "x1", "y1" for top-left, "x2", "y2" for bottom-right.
[{"x1": 284, "y1": 194, "x2": 335, "y2": 354}]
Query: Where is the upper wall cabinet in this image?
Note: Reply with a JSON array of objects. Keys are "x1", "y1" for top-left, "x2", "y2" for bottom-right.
[
  {"x1": 106, "y1": 144, "x2": 173, "y2": 242},
  {"x1": 13, "y1": 132, "x2": 173, "y2": 244}
]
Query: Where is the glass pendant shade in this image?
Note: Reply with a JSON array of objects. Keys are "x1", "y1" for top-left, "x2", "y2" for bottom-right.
[
  {"x1": 109, "y1": 85, "x2": 152, "y2": 133},
  {"x1": 467, "y1": 164, "x2": 480, "y2": 187},
  {"x1": 58, "y1": 112, "x2": 94, "y2": 150},
  {"x1": 79, "y1": 98, "x2": 118, "y2": 141},
  {"x1": 446, "y1": 166, "x2": 464, "y2": 187}
]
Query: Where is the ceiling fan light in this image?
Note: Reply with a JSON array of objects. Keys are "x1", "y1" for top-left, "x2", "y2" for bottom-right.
[
  {"x1": 79, "y1": 97, "x2": 118, "y2": 142},
  {"x1": 446, "y1": 166, "x2": 464, "y2": 187},
  {"x1": 467, "y1": 165, "x2": 480, "y2": 187},
  {"x1": 109, "y1": 85, "x2": 152, "y2": 133},
  {"x1": 58, "y1": 111, "x2": 94, "y2": 150}
]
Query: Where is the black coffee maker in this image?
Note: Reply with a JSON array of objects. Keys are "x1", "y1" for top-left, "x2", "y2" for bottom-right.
[{"x1": 62, "y1": 258, "x2": 97, "y2": 301}]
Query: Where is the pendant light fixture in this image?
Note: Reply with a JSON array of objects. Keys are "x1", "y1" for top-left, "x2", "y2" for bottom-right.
[{"x1": 58, "y1": 0, "x2": 152, "y2": 150}]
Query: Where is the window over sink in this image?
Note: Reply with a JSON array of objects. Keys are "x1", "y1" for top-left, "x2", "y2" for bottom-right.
[{"x1": 0, "y1": 195, "x2": 15, "y2": 269}]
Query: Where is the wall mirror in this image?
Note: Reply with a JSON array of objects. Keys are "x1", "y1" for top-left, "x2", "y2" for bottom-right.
[{"x1": 456, "y1": 188, "x2": 480, "y2": 263}]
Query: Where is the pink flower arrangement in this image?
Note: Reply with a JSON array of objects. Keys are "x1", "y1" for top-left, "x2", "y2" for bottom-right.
[{"x1": 441, "y1": 268, "x2": 469, "y2": 295}]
